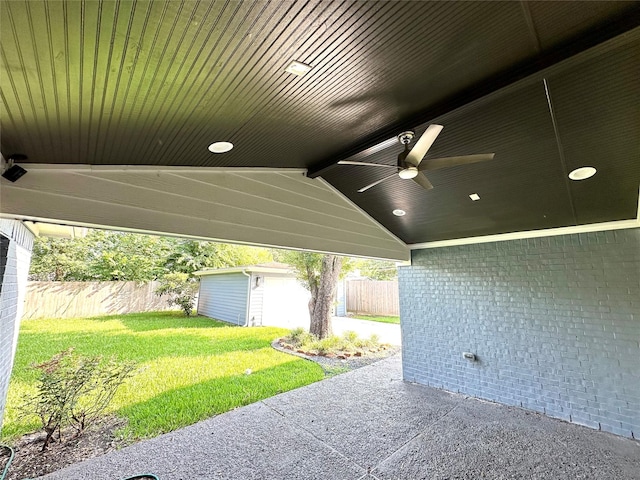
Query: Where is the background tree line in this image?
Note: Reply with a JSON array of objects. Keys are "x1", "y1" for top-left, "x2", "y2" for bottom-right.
[
  {"x1": 29, "y1": 230, "x2": 397, "y2": 282},
  {"x1": 29, "y1": 230, "x2": 272, "y2": 282}
]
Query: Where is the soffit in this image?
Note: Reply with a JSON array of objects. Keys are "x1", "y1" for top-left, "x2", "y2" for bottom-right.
[{"x1": 1, "y1": 1, "x2": 638, "y2": 247}]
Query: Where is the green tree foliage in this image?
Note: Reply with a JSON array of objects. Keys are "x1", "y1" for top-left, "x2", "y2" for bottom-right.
[
  {"x1": 29, "y1": 236, "x2": 90, "y2": 281},
  {"x1": 154, "y1": 273, "x2": 200, "y2": 316},
  {"x1": 29, "y1": 229, "x2": 274, "y2": 281},
  {"x1": 165, "y1": 240, "x2": 272, "y2": 276},
  {"x1": 277, "y1": 251, "x2": 324, "y2": 292},
  {"x1": 354, "y1": 258, "x2": 398, "y2": 280},
  {"x1": 84, "y1": 231, "x2": 173, "y2": 281}
]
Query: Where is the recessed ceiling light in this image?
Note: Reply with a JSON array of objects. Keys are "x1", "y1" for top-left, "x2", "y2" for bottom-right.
[
  {"x1": 392, "y1": 209, "x2": 406, "y2": 217},
  {"x1": 568, "y1": 166, "x2": 596, "y2": 181},
  {"x1": 469, "y1": 193, "x2": 480, "y2": 201},
  {"x1": 208, "y1": 141, "x2": 234, "y2": 153},
  {"x1": 285, "y1": 60, "x2": 312, "y2": 76}
]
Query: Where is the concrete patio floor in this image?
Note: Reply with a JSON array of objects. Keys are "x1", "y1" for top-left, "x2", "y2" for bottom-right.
[{"x1": 42, "y1": 355, "x2": 639, "y2": 480}]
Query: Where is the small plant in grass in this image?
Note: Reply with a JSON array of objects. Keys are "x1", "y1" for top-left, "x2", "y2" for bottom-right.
[
  {"x1": 22, "y1": 348, "x2": 135, "y2": 451},
  {"x1": 155, "y1": 272, "x2": 199, "y2": 316}
]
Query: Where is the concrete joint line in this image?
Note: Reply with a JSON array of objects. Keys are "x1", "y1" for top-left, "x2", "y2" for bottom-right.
[
  {"x1": 373, "y1": 400, "x2": 464, "y2": 473},
  {"x1": 259, "y1": 400, "x2": 368, "y2": 475}
]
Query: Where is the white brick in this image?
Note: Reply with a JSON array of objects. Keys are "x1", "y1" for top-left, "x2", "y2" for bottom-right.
[{"x1": 401, "y1": 228, "x2": 640, "y2": 439}]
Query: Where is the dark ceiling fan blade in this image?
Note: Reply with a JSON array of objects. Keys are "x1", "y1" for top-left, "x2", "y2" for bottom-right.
[
  {"x1": 405, "y1": 124, "x2": 444, "y2": 167},
  {"x1": 412, "y1": 172, "x2": 434, "y2": 190},
  {"x1": 357, "y1": 172, "x2": 398, "y2": 193},
  {"x1": 418, "y1": 153, "x2": 495, "y2": 171},
  {"x1": 338, "y1": 160, "x2": 398, "y2": 168}
]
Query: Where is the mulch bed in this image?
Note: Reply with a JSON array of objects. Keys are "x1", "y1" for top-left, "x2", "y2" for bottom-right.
[
  {"x1": 4, "y1": 416, "x2": 127, "y2": 480},
  {"x1": 272, "y1": 338, "x2": 401, "y2": 374}
]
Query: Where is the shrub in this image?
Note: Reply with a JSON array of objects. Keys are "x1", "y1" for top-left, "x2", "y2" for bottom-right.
[
  {"x1": 288, "y1": 327, "x2": 306, "y2": 343},
  {"x1": 22, "y1": 348, "x2": 135, "y2": 450},
  {"x1": 285, "y1": 328, "x2": 315, "y2": 347},
  {"x1": 308, "y1": 336, "x2": 341, "y2": 354},
  {"x1": 354, "y1": 333, "x2": 380, "y2": 348},
  {"x1": 342, "y1": 330, "x2": 359, "y2": 344},
  {"x1": 283, "y1": 328, "x2": 381, "y2": 355},
  {"x1": 155, "y1": 273, "x2": 199, "y2": 316}
]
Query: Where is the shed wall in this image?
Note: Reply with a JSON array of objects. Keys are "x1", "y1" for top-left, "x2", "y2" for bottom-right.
[
  {"x1": 260, "y1": 274, "x2": 310, "y2": 329},
  {"x1": 400, "y1": 228, "x2": 639, "y2": 439},
  {"x1": 248, "y1": 273, "x2": 264, "y2": 327},
  {"x1": 197, "y1": 273, "x2": 249, "y2": 325}
]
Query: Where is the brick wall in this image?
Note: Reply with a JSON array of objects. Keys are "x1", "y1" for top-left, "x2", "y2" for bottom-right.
[
  {"x1": 0, "y1": 220, "x2": 34, "y2": 427},
  {"x1": 400, "y1": 228, "x2": 639, "y2": 438}
]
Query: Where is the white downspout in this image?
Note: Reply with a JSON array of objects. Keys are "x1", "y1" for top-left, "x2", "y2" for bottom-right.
[{"x1": 241, "y1": 269, "x2": 251, "y2": 327}]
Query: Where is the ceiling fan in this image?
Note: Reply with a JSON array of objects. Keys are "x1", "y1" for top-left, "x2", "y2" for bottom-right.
[{"x1": 338, "y1": 124, "x2": 495, "y2": 192}]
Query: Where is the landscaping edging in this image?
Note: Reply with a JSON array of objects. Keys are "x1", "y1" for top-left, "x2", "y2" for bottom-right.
[{"x1": 271, "y1": 339, "x2": 401, "y2": 374}]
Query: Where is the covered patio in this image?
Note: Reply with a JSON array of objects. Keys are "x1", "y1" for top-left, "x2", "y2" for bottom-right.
[
  {"x1": 1, "y1": 0, "x2": 638, "y2": 464},
  {"x1": 42, "y1": 355, "x2": 640, "y2": 480}
]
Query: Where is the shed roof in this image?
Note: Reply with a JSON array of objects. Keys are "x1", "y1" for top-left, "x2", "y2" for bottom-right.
[{"x1": 194, "y1": 262, "x2": 295, "y2": 277}]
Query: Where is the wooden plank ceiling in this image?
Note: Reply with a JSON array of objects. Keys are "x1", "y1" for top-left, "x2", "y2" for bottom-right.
[{"x1": 1, "y1": 1, "x2": 639, "y2": 250}]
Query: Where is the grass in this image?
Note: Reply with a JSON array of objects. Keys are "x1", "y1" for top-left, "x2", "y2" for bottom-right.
[
  {"x1": 2, "y1": 311, "x2": 324, "y2": 443},
  {"x1": 351, "y1": 314, "x2": 400, "y2": 324}
]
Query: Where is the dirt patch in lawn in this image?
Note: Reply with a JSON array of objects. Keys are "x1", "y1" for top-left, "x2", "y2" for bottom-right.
[{"x1": 4, "y1": 416, "x2": 127, "y2": 480}]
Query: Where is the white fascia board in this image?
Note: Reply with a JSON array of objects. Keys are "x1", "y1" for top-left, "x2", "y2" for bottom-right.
[
  {"x1": 410, "y1": 188, "x2": 640, "y2": 249},
  {"x1": 315, "y1": 177, "x2": 407, "y2": 249},
  {"x1": 409, "y1": 220, "x2": 640, "y2": 250},
  {"x1": 22, "y1": 220, "x2": 88, "y2": 239},
  {"x1": 17, "y1": 163, "x2": 308, "y2": 175},
  {"x1": 194, "y1": 266, "x2": 294, "y2": 277}
]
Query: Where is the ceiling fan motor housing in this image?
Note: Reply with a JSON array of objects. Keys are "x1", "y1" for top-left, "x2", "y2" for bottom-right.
[{"x1": 398, "y1": 131, "x2": 414, "y2": 145}]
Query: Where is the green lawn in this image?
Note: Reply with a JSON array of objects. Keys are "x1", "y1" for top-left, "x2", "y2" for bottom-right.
[
  {"x1": 351, "y1": 314, "x2": 400, "y2": 324},
  {"x1": 2, "y1": 311, "x2": 323, "y2": 442}
]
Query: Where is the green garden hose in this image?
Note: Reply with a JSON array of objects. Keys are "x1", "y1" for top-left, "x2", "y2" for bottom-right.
[
  {"x1": 0, "y1": 445, "x2": 14, "y2": 480},
  {"x1": 0, "y1": 442, "x2": 158, "y2": 480},
  {"x1": 121, "y1": 475, "x2": 159, "y2": 480}
]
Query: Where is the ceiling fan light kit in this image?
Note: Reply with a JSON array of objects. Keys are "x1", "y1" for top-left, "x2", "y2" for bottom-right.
[
  {"x1": 339, "y1": 124, "x2": 495, "y2": 193},
  {"x1": 398, "y1": 167, "x2": 418, "y2": 179}
]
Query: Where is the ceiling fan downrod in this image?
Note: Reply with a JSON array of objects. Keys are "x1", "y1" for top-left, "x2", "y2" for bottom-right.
[{"x1": 397, "y1": 131, "x2": 418, "y2": 179}]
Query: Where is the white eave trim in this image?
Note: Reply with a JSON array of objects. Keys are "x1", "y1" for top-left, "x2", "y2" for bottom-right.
[
  {"x1": 194, "y1": 266, "x2": 294, "y2": 276},
  {"x1": 409, "y1": 219, "x2": 640, "y2": 250},
  {"x1": 15, "y1": 164, "x2": 308, "y2": 175},
  {"x1": 410, "y1": 188, "x2": 640, "y2": 250},
  {"x1": 314, "y1": 177, "x2": 407, "y2": 249}
]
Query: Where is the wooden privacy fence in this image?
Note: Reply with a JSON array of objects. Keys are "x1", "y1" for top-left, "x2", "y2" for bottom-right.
[
  {"x1": 22, "y1": 281, "x2": 173, "y2": 320},
  {"x1": 346, "y1": 280, "x2": 399, "y2": 316}
]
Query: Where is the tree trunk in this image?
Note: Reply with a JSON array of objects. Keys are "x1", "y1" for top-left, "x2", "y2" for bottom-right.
[{"x1": 309, "y1": 255, "x2": 342, "y2": 339}]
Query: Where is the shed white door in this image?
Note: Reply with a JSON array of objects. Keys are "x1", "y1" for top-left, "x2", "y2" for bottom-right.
[{"x1": 261, "y1": 276, "x2": 310, "y2": 329}]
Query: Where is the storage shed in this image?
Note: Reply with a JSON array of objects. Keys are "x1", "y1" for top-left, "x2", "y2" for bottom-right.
[{"x1": 195, "y1": 263, "x2": 310, "y2": 329}]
